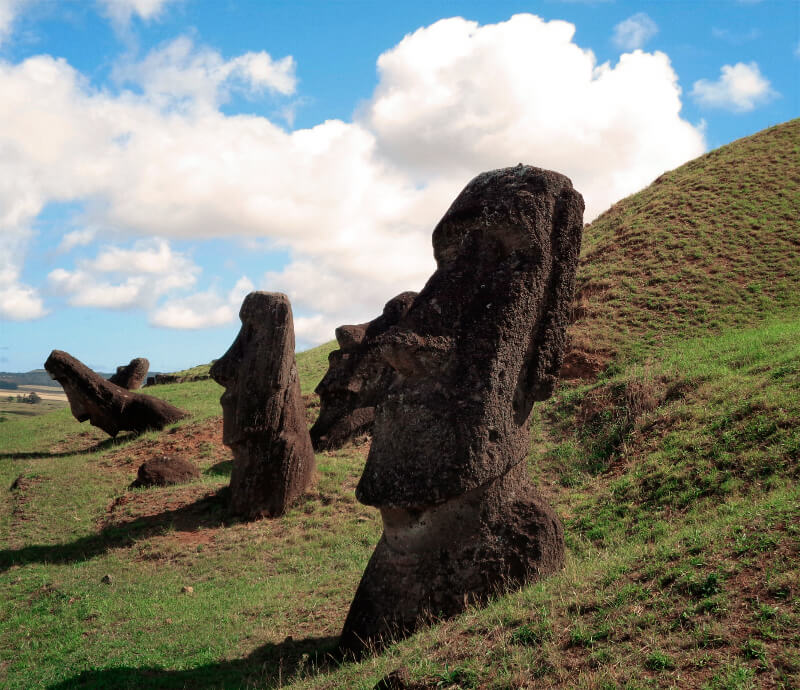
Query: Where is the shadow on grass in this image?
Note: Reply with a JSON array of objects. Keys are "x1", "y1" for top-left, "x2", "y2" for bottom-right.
[
  {"x1": 47, "y1": 634, "x2": 344, "y2": 689},
  {"x1": 204, "y1": 459, "x2": 233, "y2": 477},
  {"x1": 0, "y1": 432, "x2": 140, "y2": 461},
  {"x1": 0, "y1": 489, "x2": 233, "y2": 573}
]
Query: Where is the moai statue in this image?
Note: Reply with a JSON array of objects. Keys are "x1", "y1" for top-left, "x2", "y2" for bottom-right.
[
  {"x1": 109, "y1": 357, "x2": 150, "y2": 390},
  {"x1": 45, "y1": 350, "x2": 186, "y2": 437},
  {"x1": 210, "y1": 292, "x2": 315, "y2": 519},
  {"x1": 311, "y1": 291, "x2": 418, "y2": 451},
  {"x1": 340, "y1": 165, "x2": 584, "y2": 653}
]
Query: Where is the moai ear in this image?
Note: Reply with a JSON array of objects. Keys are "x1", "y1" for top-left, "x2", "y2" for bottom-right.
[{"x1": 512, "y1": 186, "x2": 584, "y2": 426}]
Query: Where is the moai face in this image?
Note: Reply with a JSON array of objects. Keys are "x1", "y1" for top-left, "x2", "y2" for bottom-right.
[{"x1": 210, "y1": 292, "x2": 293, "y2": 449}]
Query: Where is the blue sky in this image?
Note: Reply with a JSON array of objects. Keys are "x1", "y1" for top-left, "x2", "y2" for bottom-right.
[{"x1": 0, "y1": 0, "x2": 797, "y2": 373}]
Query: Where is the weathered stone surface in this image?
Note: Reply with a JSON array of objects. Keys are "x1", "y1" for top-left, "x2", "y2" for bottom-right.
[
  {"x1": 131, "y1": 455, "x2": 200, "y2": 488},
  {"x1": 210, "y1": 292, "x2": 315, "y2": 519},
  {"x1": 108, "y1": 357, "x2": 149, "y2": 390},
  {"x1": 44, "y1": 350, "x2": 187, "y2": 437},
  {"x1": 340, "y1": 165, "x2": 584, "y2": 653},
  {"x1": 310, "y1": 292, "x2": 417, "y2": 451}
]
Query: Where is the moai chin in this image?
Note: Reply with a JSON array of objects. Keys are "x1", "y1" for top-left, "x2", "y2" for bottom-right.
[
  {"x1": 210, "y1": 292, "x2": 315, "y2": 519},
  {"x1": 310, "y1": 291, "x2": 418, "y2": 451},
  {"x1": 339, "y1": 165, "x2": 584, "y2": 654}
]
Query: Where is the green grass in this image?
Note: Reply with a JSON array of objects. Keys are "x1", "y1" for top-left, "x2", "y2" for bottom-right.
[
  {"x1": 569, "y1": 118, "x2": 800, "y2": 365},
  {"x1": 0, "y1": 120, "x2": 798, "y2": 688}
]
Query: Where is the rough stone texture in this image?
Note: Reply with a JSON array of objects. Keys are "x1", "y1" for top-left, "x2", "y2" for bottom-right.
[
  {"x1": 108, "y1": 358, "x2": 150, "y2": 390},
  {"x1": 340, "y1": 165, "x2": 584, "y2": 654},
  {"x1": 44, "y1": 350, "x2": 187, "y2": 437},
  {"x1": 310, "y1": 292, "x2": 417, "y2": 451},
  {"x1": 131, "y1": 455, "x2": 200, "y2": 488},
  {"x1": 210, "y1": 292, "x2": 315, "y2": 519}
]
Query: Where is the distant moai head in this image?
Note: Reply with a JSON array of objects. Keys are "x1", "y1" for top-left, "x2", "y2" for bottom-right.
[
  {"x1": 357, "y1": 166, "x2": 585, "y2": 508},
  {"x1": 310, "y1": 291, "x2": 418, "y2": 451},
  {"x1": 210, "y1": 292, "x2": 295, "y2": 449}
]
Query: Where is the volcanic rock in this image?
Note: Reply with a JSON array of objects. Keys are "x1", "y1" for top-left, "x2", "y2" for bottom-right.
[
  {"x1": 311, "y1": 291, "x2": 417, "y2": 451},
  {"x1": 44, "y1": 350, "x2": 187, "y2": 437},
  {"x1": 340, "y1": 165, "x2": 584, "y2": 653},
  {"x1": 108, "y1": 357, "x2": 149, "y2": 390},
  {"x1": 131, "y1": 455, "x2": 200, "y2": 488},
  {"x1": 210, "y1": 292, "x2": 315, "y2": 519}
]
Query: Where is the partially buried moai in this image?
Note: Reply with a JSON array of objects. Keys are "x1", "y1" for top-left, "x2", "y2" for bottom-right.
[
  {"x1": 108, "y1": 357, "x2": 149, "y2": 390},
  {"x1": 310, "y1": 291, "x2": 418, "y2": 451},
  {"x1": 339, "y1": 165, "x2": 584, "y2": 653},
  {"x1": 210, "y1": 292, "x2": 315, "y2": 519}
]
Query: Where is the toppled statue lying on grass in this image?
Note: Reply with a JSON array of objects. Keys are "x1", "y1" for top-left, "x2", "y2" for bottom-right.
[
  {"x1": 45, "y1": 350, "x2": 187, "y2": 437},
  {"x1": 339, "y1": 165, "x2": 584, "y2": 654}
]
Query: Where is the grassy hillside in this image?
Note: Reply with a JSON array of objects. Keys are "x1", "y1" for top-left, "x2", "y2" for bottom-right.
[
  {"x1": 0, "y1": 121, "x2": 798, "y2": 689},
  {"x1": 566, "y1": 118, "x2": 800, "y2": 373}
]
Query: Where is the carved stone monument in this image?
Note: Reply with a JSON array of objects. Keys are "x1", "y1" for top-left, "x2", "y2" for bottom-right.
[
  {"x1": 310, "y1": 291, "x2": 417, "y2": 451},
  {"x1": 45, "y1": 350, "x2": 186, "y2": 437},
  {"x1": 108, "y1": 357, "x2": 150, "y2": 390},
  {"x1": 340, "y1": 165, "x2": 584, "y2": 653},
  {"x1": 210, "y1": 292, "x2": 315, "y2": 519}
]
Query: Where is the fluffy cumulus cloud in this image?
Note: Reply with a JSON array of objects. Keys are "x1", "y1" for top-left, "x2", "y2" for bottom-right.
[
  {"x1": 691, "y1": 62, "x2": 777, "y2": 112},
  {"x1": 612, "y1": 12, "x2": 658, "y2": 50},
  {"x1": 0, "y1": 13, "x2": 706, "y2": 345},
  {"x1": 113, "y1": 36, "x2": 297, "y2": 110},
  {"x1": 48, "y1": 239, "x2": 199, "y2": 309}
]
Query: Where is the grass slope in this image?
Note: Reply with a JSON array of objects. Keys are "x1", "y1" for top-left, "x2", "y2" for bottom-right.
[
  {"x1": 568, "y1": 118, "x2": 800, "y2": 366},
  {"x1": 0, "y1": 121, "x2": 798, "y2": 689}
]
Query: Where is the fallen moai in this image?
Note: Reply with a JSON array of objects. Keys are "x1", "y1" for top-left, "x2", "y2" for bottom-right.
[
  {"x1": 45, "y1": 350, "x2": 187, "y2": 437},
  {"x1": 210, "y1": 292, "x2": 316, "y2": 519},
  {"x1": 310, "y1": 291, "x2": 418, "y2": 451},
  {"x1": 340, "y1": 165, "x2": 584, "y2": 653},
  {"x1": 108, "y1": 357, "x2": 149, "y2": 390}
]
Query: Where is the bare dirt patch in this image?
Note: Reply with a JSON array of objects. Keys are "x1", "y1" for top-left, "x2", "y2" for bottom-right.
[{"x1": 102, "y1": 417, "x2": 232, "y2": 474}]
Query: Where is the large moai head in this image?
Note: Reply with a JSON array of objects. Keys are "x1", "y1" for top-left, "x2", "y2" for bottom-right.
[
  {"x1": 340, "y1": 166, "x2": 584, "y2": 654},
  {"x1": 310, "y1": 291, "x2": 418, "y2": 451},
  {"x1": 357, "y1": 165, "x2": 585, "y2": 508},
  {"x1": 210, "y1": 291, "x2": 315, "y2": 518}
]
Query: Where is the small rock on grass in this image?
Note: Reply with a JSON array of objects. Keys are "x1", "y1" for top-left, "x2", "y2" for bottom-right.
[{"x1": 181, "y1": 585, "x2": 194, "y2": 595}]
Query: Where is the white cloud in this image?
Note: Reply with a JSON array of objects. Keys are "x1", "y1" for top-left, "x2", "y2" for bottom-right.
[
  {"x1": 691, "y1": 62, "x2": 777, "y2": 112},
  {"x1": 113, "y1": 36, "x2": 296, "y2": 111},
  {"x1": 0, "y1": 228, "x2": 46, "y2": 320},
  {"x1": 58, "y1": 228, "x2": 97, "y2": 252},
  {"x1": 0, "y1": 0, "x2": 33, "y2": 46},
  {"x1": 97, "y1": 0, "x2": 176, "y2": 28},
  {"x1": 48, "y1": 239, "x2": 199, "y2": 309},
  {"x1": 613, "y1": 12, "x2": 658, "y2": 50},
  {"x1": 0, "y1": 15, "x2": 705, "y2": 342},
  {"x1": 150, "y1": 275, "x2": 254, "y2": 329}
]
